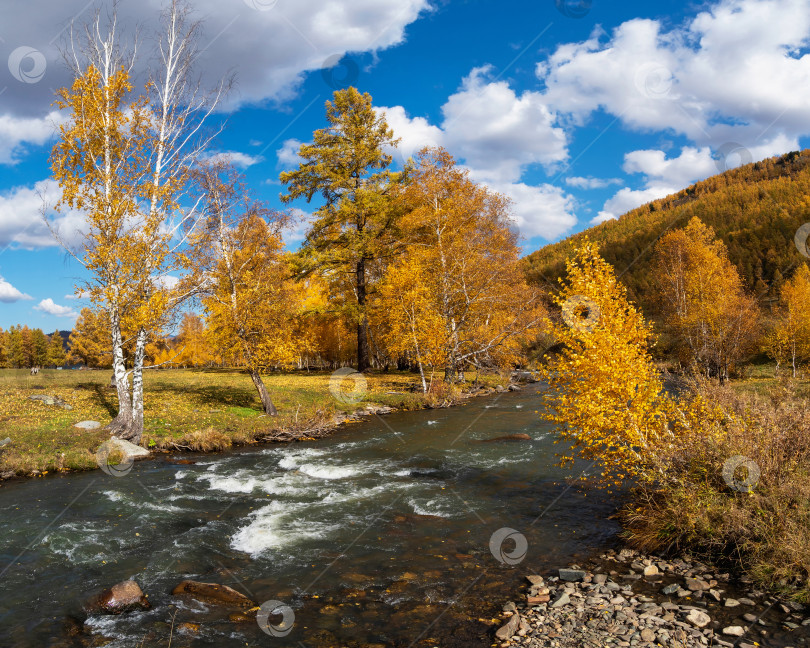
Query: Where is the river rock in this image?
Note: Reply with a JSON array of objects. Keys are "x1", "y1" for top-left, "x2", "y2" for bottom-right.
[
  {"x1": 107, "y1": 437, "x2": 150, "y2": 460},
  {"x1": 86, "y1": 580, "x2": 150, "y2": 614},
  {"x1": 172, "y1": 580, "x2": 255, "y2": 608},
  {"x1": 74, "y1": 421, "x2": 101, "y2": 430},
  {"x1": 722, "y1": 625, "x2": 746, "y2": 636},
  {"x1": 559, "y1": 568, "x2": 586, "y2": 582},
  {"x1": 29, "y1": 394, "x2": 72, "y2": 410},
  {"x1": 725, "y1": 598, "x2": 740, "y2": 607},
  {"x1": 643, "y1": 564, "x2": 659, "y2": 577},
  {"x1": 495, "y1": 613, "x2": 520, "y2": 640},
  {"x1": 479, "y1": 433, "x2": 531, "y2": 442},
  {"x1": 685, "y1": 609, "x2": 711, "y2": 628},
  {"x1": 550, "y1": 591, "x2": 570, "y2": 607},
  {"x1": 662, "y1": 583, "x2": 679, "y2": 595}
]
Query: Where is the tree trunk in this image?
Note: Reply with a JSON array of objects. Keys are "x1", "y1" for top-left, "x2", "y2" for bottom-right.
[
  {"x1": 444, "y1": 363, "x2": 454, "y2": 383},
  {"x1": 106, "y1": 312, "x2": 135, "y2": 439},
  {"x1": 356, "y1": 257, "x2": 370, "y2": 372},
  {"x1": 128, "y1": 329, "x2": 147, "y2": 445},
  {"x1": 251, "y1": 369, "x2": 278, "y2": 416}
]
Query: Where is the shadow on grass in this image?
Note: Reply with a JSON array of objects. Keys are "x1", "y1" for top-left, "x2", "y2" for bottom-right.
[{"x1": 146, "y1": 381, "x2": 261, "y2": 409}]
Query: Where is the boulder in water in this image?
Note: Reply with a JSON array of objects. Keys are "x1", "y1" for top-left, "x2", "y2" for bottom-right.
[
  {"x1": 172, "y1": 580, "x2": 255, "y2": 608},
  {"x1": 479, "y1": 433, "x2": 531, "y2": 442},
  {"x1": 86, "y1": 580, "x2": 150, "y2": 614}
]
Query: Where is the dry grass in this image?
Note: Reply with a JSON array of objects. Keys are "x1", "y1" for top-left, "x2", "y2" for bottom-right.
[
  {"x1": 623, "y1": 376, "x2": 810, "y2": 600},
  {"x1": 0, "y1": 367, "x2": 501, "y2": 477}
]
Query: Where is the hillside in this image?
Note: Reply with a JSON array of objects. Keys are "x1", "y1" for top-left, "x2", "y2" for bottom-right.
[{"x1": 523, "y1": 149, "x2": 810, "y2": 313}]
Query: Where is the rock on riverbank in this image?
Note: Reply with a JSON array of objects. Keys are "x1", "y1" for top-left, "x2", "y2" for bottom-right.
[{"x1": 495, "y1": 548, "x2": 809, "y2": 648}]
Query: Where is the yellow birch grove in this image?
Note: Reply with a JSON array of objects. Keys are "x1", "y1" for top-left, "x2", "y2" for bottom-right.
[
  {"x1": 186, "y1": 162, "x2": 302, "y2": 415},
  {"x1": 652, "y1": 217, "x2": 759, "y2": 382},
  {"x1": 539, "y1": 241, "x2": 674, "y2": 482},
  {"x1": 375, "y1": 147, "x2": 543, "y2": 386},
  {"x1": 50, "y1": 4, "x2": 222, "y2": 442},
  {"x1": 765, "y1": 264, "x2": 810, "y2": 377},
  {"x1": 51, "y1": 59, "x2": 171, "y2": 442}
]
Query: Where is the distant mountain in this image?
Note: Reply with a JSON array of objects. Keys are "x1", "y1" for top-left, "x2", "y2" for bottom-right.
[{"x1": 523, "y1": 150, "x2": 810, "y2": 314}]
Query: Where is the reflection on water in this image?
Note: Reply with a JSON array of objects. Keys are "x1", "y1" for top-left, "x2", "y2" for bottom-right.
[{"x1": 0, "y1": 384, "x2": 623, "y2": 647}]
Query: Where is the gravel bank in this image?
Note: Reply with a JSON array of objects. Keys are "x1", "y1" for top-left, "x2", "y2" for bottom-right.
[{"x1": 495, "y1": 548, "x2": 809, "y2": 648}]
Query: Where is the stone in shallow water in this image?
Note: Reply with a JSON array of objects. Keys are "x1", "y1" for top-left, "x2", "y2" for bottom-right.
[
  {"x1": 725, "y1": 598, "x2": 740, "y2": 607},
  {"x1": 685, "y1": 609, "x2": 711, "y2": 628},
  {"x1": 172, "y1": 580, "x2": 255, "y2": 608},
  {"x1": 495, "y1": 613, "x2": 520, "y2": 640},
  {"x1": 86, "y1": 580, "x2": 150, "y2": 614},
  {"x1": 722, "y1": 625, "x2": 746, "y2": 636},
  {"x1": 559, "y1": 568, "x2": 586, "y2": 582},
  {"x1": 662, "y1": 583, "x2": 679, "y2": 595}
]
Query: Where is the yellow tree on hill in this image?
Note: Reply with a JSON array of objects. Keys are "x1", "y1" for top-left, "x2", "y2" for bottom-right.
[
  {"x1": 539, "y1": 241, "x2": 673, "y2": 482},
  {"x1": 652, "y1": 218, "x2": 760, "y2": 382},
  {"x1": 188, "y1": 162, "x2": 302, "y2": 415},
  {"x1": 765, "y1": 264, "x2": 810, "y2": 377},
  {"x1": 376, "y1": 148, "x2": 543, "y2": 387}
]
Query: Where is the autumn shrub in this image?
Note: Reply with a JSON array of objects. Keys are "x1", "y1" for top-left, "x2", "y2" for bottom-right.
[{"x1": 622, "y1": 378, "x2": 810, "y2": 600}]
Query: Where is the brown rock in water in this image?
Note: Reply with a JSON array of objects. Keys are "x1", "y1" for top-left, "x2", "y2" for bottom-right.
[
  {"x1": 495, "y1": 613, "x2": 520, "y2": 640},
  {"x1": 87, "y1": 580, "x2": 150, "y2": 614},
  {"x1": 172, "y1": 580, "x2": 255, "y2": 608},
  {"x1": 479, "y1": 433, "x2": 531, "y2": 442}
]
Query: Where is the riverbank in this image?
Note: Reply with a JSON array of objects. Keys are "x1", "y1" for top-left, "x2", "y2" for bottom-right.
[
  {"x1": 495, "y1": 548, "x2": 809, "y2": 648},
  {"x1": 0, "y1": 367, "x2": 509, "y2": 480}
]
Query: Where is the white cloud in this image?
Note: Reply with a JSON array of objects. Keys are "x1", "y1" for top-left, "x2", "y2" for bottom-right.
[
  {"x1": 596, "y1": 135, "x2": 799, "y2": 223},
  {"x1": 440, "y1": 66, "x2": 568, "y2": 182},
  {"x1": 0, "y1": 0, "x2": 430, "y2": 117},
  {"x1": 565, "y1": 176, "x2": 623, "y2": 189},
  {"x1": 203, "y1": 150, "x2": 263, "y2": 168},
  {"x1": 0, "y1": 111, "x2": 62, "y2": 165},
  {"x1": 65, "y1": 290, "x2": 91, "y2": 300},
  {"x1": 284, "y1": 208, "x2": 314, "y2": 246},
  {"x1": 0, "y1": 179, "x2": 86, "y2": 249},
  {"x1": 375, "y1": 106, "x2": 443, "y2": 165},
  {"x1": 34, "y1": 298, "x2": 77, "y2": 317},
  {"x1": 538, "y1": 0, "x2": 810, "y2": 151},
  {"x1": 376, "y1": 67, "x2": 576, "y2": 240},
  {"x1": 276, "y1": 139, "x2": 307, "y2": 168},
  {"x1": 0, "y1": 276, "x2": 32, "y2": 303},
  {"x1": 595, "y1": 186, "x2": 678, "y2": 224},
  {"x1": 622, "y1": 146, "x2": 718, "y2": 188},
  {"x1": 487, "y1": 181, "x2": 577, "y2": 240}
]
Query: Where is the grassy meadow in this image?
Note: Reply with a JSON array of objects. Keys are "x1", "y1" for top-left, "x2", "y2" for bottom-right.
[{"x1": 0, "y1": 367, "x2": 496, "y2": 478}]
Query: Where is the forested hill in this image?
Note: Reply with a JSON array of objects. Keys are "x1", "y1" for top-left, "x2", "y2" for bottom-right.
[{"x1": 523, "y1": 149, "x2": 810, "y2": 313}]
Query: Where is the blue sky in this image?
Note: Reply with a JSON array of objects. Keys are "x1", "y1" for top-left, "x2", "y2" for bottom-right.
[{"x1": 1, "y1": 0, "x2": 809, "y2": 329}]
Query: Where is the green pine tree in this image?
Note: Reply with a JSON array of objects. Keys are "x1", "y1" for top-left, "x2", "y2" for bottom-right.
[{"x1": 280, "y1": 87, "x2": 402, "y2": 372}]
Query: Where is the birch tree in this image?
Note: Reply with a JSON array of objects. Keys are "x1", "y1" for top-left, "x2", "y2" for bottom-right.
[
  {"x1": 50, "y1": 2, "x2": 224, "y2": 443},
  {"x1": 188, "y1": 162, "x2": 301, "y2": 415}
]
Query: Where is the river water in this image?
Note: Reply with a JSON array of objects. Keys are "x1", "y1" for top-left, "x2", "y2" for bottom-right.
[{"x1": 0, "y1": 384, "x2": 623, "y2": 647}]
